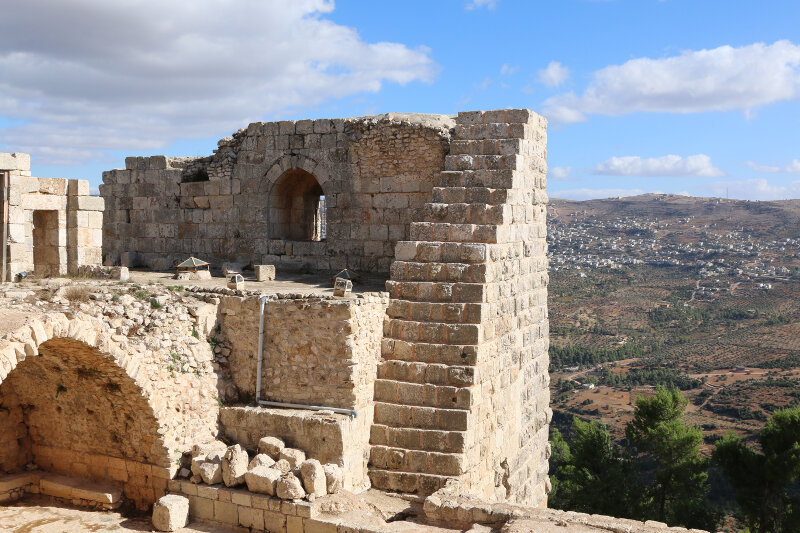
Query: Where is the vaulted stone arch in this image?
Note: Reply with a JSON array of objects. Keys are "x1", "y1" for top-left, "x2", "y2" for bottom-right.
[
  {"x1": 0, "y1": 312, "x2": 219, "y2": 508},
  {"x1": 256, "y1": 153, "x2": 332, "y2": 196}
]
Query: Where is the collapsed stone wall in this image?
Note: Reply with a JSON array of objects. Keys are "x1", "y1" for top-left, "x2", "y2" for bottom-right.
[
  {"x1": 370, "y1": 109, "x2": 550, "y2": 507},
  {"x1": 0, "y1": 283, "x2": 223, "y2": 509},
  {"x1": 219, "y1": 407, "x2": 370, "y2": 492},
  {"x1": 100, "y1": 114, "x2": 453, "y2": 273}
]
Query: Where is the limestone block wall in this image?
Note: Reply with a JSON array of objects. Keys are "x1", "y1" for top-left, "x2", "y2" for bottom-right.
[
  {"x1": 0, "y1": 152, "x2": 103, "y2": 278},
  {"x1": 216, "y1": 293, "x2": 387, "y2": 410},
  {"x1": 369, "y1": 109, "x2": 550, "y2": 507},
  {"x1": 100, "y1": 114, "x2": 453, "y2": 272}
]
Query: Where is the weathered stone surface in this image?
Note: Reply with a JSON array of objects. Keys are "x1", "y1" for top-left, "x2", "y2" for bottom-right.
[
  {"x1": 192, "y1": 440, "x2": 228, "y2": 459},
  {"x1": 248, "y1": 453, "x2": 275, "y2": 470},
  {"x1": 299, "y1": 459, "x2": 326, "y2": 497},
  {"x1": 323, "y1": 463, "x2": 343, "y2": 494},
  {"x1": 279, "y1": 448, "x2": 306, "y2": 468},
  {"x1": 258, "y1": 436, "x2": 285, "y2": 459},
  {"x1": 152, "y1": 494, "x2": 189, "y2": 531},
  {"x1": 254, "y1": 264, "x2": 276, "y2": 281},
  {"x1": 198, "y1": 460, "x2": 223, "y2": 485},
  {"x1": 274, "y1": 459, "x2": 291, "y2": 474},
  {"x1": 275, "y1": 473, "x2": 305, "y2": 500},
  {"x1": 245, "y1": 466, "x2": 281, "y2": 496},
  {"x1": 221, "y1": 444, "x2": 249, "y2": 487}
]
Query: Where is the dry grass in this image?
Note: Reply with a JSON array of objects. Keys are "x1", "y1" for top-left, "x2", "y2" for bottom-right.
[{"x1": 63, "y1": 285, "x2": 92, "y2": 303}]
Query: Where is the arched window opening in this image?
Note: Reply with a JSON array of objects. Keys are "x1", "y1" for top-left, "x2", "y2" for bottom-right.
[{"x1": 269, "y1": 169, "x2": 326, "y2": 241}]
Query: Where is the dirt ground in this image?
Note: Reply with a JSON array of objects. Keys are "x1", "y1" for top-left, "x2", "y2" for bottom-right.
[{"x1": 0, "y1": 497, "x2": 239, "y2": 533}]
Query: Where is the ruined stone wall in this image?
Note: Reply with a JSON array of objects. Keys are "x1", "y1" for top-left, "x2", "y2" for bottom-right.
[
  {"x1": 100, "y1": 114, "x2": 452, "y2": 272},
  {"x1": 216, "y1": 293, "x2": 386, "y2": 410},
  {"x1": 0, "y1": 294, "x2": 222, "y2": 509},
  {"x1": 0, "y1": 152, "x2": 103, "y2": 279},
  {"x1": 370, "y1": 109, "x2": 550, "y2": 507}
]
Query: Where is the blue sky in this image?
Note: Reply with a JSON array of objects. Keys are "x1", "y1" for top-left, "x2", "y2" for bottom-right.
[{"x1": 1, "y1": 0, "x2": 800, "y2": 200}]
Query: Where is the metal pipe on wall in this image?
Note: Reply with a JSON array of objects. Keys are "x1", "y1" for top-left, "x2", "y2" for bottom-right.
[{"x1": 253, "y1": 294, "x2": 357, "y2": 418}]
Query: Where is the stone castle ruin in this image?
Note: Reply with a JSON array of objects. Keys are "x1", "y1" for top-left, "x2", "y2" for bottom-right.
[
  {"x1": 0, "y1": 152, "x2": 103, "y2": 280},
  {"x1": 0, "y1": 110, "x2": 702, "y2": 532}
]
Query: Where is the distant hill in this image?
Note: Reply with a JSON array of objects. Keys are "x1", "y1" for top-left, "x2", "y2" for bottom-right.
[{"x1": 549, "y1": 194, "x2": 800, "y2": 239}]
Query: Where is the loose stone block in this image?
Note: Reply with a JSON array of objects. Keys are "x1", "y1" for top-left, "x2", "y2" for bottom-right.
[
  {"x1": 222, "y1": 445, "x2": 249, "y2": 487},
  {"x1": 322, "y1": 464, "x2": 343, "y2": 494},
  {"x1": 279, "y1": 448, "x2": 306, "y2": 469},
  {"x1": 276, "y1": 474, "x2": 305, "y2": 500},
  {"x1": 299, "y1": 459, "x2": 326, "y2": 497},
  {"x1": 198, "y1": 461, "x2": 223, "y2": 485},
  {"x1": 258, "y1": 437, "x2": 285, "y2": 459},
  {"x1": 254, "y1": 264, "x2": 276, "y2": 281},
  {"x1": 152, "y1": 494, "x2": 189, "y2": 531},
  {"x1": 245, "y1": 466, "x2": 281, "y2": 496},
  {"x1": 249, "y1": 453, "x2": 276, "y2": 470}
]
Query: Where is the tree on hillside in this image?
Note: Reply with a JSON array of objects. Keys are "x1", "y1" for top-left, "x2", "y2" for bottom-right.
[
  {"x1": 549, "y1": 418, "x2": 639, "y2": 518},
  {"x1": 625, "y1": 387, "x2": 717, "y2": 530},
  {"x1": 714, "y1": 406, "x2": 800, "y2": 533}
]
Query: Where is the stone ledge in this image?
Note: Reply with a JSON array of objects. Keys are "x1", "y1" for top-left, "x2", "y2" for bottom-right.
[{"x1": 423, "y1": 487, "x2": 710, "y2": 533}]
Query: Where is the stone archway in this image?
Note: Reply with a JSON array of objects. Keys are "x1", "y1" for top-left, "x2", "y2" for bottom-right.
[
  {"x1": 0, "y1": 313, "x2": 219, "y2": 509},
  {"x1": 268, "y1": 169, "x2": 325, "y2": 241}
]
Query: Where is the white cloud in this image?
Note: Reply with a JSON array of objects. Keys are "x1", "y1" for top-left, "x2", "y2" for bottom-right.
[
  {"x1": 537, "y1": 61, "x2": 570, "y2": 88},
  {"x1": 705, "y1": 179, "x2": 800, "y2": 201},
  {"x1": 550, "y1": 188, "x2": 646, "y2": 201},
  {"x1": 500, "y1": 64, "x2": 518, "y2": 75},
  {"x1": 593, "y1": 154, "x2": 724, "y2": 177},
  {"x1": 544, "y1": 40, "x2": 800, "y2": 123},
  {"x1": 466, "y1": 0, "x2": 498, "y2": 9},
  {"x1": 549, "y1": 166, "x2": 572, "y2": 181},
  {"x1": 0, "y1": 0, "x2": 436, "y2": 165},
  {"x1": 746, "y1": 159, "x2": 800, "y2": 175}
]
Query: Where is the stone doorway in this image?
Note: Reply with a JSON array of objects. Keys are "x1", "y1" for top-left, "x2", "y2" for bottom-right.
[
  {"x1": 268, "y1": 169, "x2": 325, "y2": 241},
  {"x1": 32, "y1": 210, "x2": 61, "y2": 277}
]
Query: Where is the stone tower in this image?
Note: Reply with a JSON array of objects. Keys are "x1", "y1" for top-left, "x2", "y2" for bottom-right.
[{"x1": 369, "y1": 109, "x2": 551, "y2": 506}]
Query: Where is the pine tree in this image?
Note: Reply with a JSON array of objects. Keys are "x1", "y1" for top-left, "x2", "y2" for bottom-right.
[
  {"x1": 625, "y1": 387, "x2": 717, "y2": 530},
  {"x1": 549, "y1": 418, "x2": 638, "y2": 518},
  {"x1": 714, "y1": 406, "x2": 800, "y2": 533}
]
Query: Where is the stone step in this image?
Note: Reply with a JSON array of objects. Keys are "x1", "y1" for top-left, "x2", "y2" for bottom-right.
[
  {"x1": 369, "y1": 424, "x2": 466, "y2": 454},
  {"x1": 379, "y1": 338, "x2": 480, "y2": 366},
  {"x1": 421, "y1": 202, "x2": 508, "y2": 226},
  {"x1": 377, "y1": 360, "x2": 476, "y2": 386},
  {"x1": 439, "y1": 170, "x2": 517, "y2": 189},
  {"x1": 409, "y1": 221, "x2": 503, "y2": 244},
  {"x1": 383, "y1": 316, "x2": 481, "y2": 345},
  {"x1": 431, "y1": 186, "x2": 508, "y2": 205},
  {"x1": 449, "y1": 138, "x2": 524, "y2": 157},
  {"x1": 369, "y1": 445, "x2": 465, "y2": 476},
  {"x1": 389, "y1": 259, "x2": 545, "y2": 284},
  {"x1": 389, "y1": 260, "x2": 492, "y2": 284},
  {"x1": 39, "y1": 473, "x2": 123, "y2": 507},
  {"x1": 367, "y1": 467, "x2": 452, "y2": 496},
  {"x1": 373, "y1": 402, "x2": 469, "y2": 431},
  {"x1": 385, "y1": 280, "x2": 486, "y2": 303},
  {"x1": 444, "y1": 153, "x2": 525, "y2": 172},
  {"x1": 374, "y1": 378, "x2": 472, "y2": 410},
  {"x1": 386, "y1": 299, "x2": 484, "y2": 325}
]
